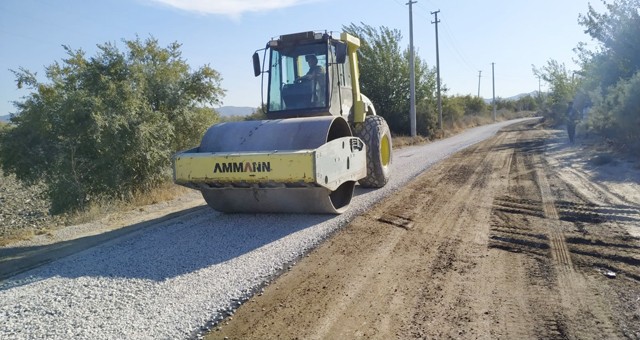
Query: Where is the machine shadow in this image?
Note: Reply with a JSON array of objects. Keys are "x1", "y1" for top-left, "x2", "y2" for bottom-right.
[
  {"x1": 0, "y1": 206, "x2": 335, "y2": 286},
  {"x1": 0, "y1": 205, "x2": 207, "y2": 282}
]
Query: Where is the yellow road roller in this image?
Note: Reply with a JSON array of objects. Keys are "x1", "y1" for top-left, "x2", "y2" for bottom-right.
[{"x1": 173, "y1": 31, "x2": 392, "y2": 213}]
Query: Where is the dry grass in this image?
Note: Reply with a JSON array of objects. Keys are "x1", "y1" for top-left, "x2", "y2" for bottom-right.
[
  {"x1": 393, "y1": 135, "x2": 429, "y2": 148},
  {"x1": 0, "y1": 227, "x2": 54, "y2": 247},
  {"x1": 0, "y1": 229, "x2": 35, "y2": 247},
  {"x1": 0, "y1": 181, "x2": 192, "y2": 246},
  {"x1": 64, "y1": 183, "x2": 192, "y2": 226}
]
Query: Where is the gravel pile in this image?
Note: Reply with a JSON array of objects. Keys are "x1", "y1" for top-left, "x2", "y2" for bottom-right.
[
  {"x1": 0, "y1": 170, "x2": 58, "y2": 239},
  {"x1": 0, "y1": 119, "x2": 536, "y2": 339}
]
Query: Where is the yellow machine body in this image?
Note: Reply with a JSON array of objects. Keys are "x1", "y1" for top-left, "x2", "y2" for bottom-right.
[
  {"x1": 173, "y1": 116, "x2": 367, "y2": 213},
  {"x1": 173, "y1": 31, "x2": 391, "y2": 214},
  {"x1": 175, "y1": 140, "x2": 366, "y2": 192}
]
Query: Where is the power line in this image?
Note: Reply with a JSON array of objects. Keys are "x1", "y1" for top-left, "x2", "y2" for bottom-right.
[
  {"x1": 412, "y1": 2, "x2": 478, "y2": 73},
  {"x1": 415, "y1": 3, "x2": 482, "y2": 96},
  {"x1": 439, "y1": 21, "x2": 478, "y2": 73},
  {"x1": 415, "y1": 1, "x2": 439, "y2": 16}
]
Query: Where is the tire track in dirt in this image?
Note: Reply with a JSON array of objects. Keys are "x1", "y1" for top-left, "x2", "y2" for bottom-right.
[
  {"x1": 488, "y1": 125, "x2": 633, "y2": 339},
  {"x1": 486, "y1": 126, "x2": 568, "y2": 339},
  {"x1": 306, "y1": 133, "x2": 513, "y2": 338},
  {"x1": 544, "y1": 138, "x2": 640, "y2": 338},
  {"x1": 547, "y1": 151, "x2": 634, "y2": 207},
  {"x1": 306, "y1": 131, "x2": 513, "y2": 339},
  {"x1": 542, "y1": 137, "x2": 640, "y2": 338},
  {"x1": 401, "y1": 128, "x2": 514, "y2": 339},
  {"x1": 207, "y1": 122, "x2": 516, "y2": 340},
  {"x1": 207, "y1": 121, "x2": 640, "y2": 340},
  {"x1": 535, "y1": 158, "x2": 574, "y2": 270}
]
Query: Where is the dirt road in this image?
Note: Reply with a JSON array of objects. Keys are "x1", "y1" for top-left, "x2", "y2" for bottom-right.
[{"x1": 207, "y1": 120, "x2": 640, "y2": 339}]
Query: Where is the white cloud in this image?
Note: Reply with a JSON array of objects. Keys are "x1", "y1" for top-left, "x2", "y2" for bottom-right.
[{"x1": 151, "y1": 0, "x2": 317, "y2": 17}]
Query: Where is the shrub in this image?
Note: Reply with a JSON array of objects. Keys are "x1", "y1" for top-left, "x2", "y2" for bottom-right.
[{"x1": 0, "y1": 37, "x2": 224, "y2": 213}]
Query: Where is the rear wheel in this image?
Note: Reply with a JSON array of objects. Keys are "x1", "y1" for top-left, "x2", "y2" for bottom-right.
[{"x1": 354, "y1": 115, "x2": 392, "y2": 188}]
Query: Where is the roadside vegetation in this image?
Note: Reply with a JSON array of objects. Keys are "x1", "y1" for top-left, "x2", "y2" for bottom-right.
[
  {"x1": 0, "y1": 37, "x2": 224, "y2": 216},
  {"x1": 533, "y1": 0, "x2": 640, "y2": 152}
]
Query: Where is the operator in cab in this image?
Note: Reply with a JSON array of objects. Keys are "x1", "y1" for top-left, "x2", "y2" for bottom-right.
[
  {"x1": 297, "y1": 54, "x2": 326, "y2": 106},
  {"x1": 300, "y1": 54, "x2": 325, "y2": 81}
]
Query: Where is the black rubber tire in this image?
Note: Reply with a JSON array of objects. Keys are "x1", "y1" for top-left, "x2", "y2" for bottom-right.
[{"x1": 354, "y1": 115, "x2": 392, "y2": 188}]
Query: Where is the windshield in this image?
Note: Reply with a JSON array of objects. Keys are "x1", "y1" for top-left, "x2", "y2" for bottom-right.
[{"x1": 267, "y1": 43, "x2": 328, "y2": 113}]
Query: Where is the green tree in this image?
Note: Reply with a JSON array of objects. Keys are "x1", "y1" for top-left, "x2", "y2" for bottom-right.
[
  {"x1": 514, "y1": 95, "x2": 538, "y2": 112},
  {"x1": 0, "y1": 121, "x2": 10, "y2": 132},
  {"x1": 586, "y1": 70, "x2": 640, "y2": 144},
  {"x1": 244, "y1": 105, "x2": 267, "y2": 121},
  {"x1": 532, "y1": 60, "x2": 578, "y2": 124},
  {"x1": 0, "y1": 122, "x2": 11, "y2": 149},
  {"x1": 413, "y1": 52, "x2": 439, "y2": 136},
  {"x1": 1, "y1": 37, "x2": 224, "y2": 213},
  {"x1": 452, "y1": 95, "x2": 487, "y2": 116},
  {"x1": 578, "y1": 0, "x2": 640, "y2": 88},
  {"x1": 575, "y1": 0, "x2": 640, "y2": 148},
  {"x1": 441, "y1": 95, "x2": 464, "y2": 124},
  {"x1": 343, "y1": 23, "x2": 438, "y2": 136}
]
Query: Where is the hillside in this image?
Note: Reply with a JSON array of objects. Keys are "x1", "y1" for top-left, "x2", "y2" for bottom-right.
[
  {"x1": 483, "y1": 91, "x2": 541, "y2": 104},
  {"x1": 216, "y1": 106, "x2": 255, "y2": 117}
]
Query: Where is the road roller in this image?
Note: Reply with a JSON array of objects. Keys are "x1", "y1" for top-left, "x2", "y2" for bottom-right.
[{"x1": 173, "y1": 31, "x2": 392, "y2": 213}]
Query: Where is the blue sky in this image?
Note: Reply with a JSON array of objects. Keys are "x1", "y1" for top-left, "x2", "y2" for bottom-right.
[{"x1": 0, "y1": 0, "x2": 602, "y2": 116}]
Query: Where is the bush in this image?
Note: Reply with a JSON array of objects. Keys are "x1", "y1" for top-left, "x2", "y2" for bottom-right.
[
  {"x1": 0, "y1": 121, "x2": 11, "y2": 133},
  {"x1": 0, "y1": 37, "x2": 224, "y2": 213},
  {"x1": 587, "y1": 71, "x2": 640, "y2": 150}
]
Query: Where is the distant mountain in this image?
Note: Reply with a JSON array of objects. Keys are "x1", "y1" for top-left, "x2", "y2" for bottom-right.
[
  {"x1": 484, "y1": 91, "x2": 541, "y2": 104},
  {"x1": 506, "y1": 91, "x2": 540, "y2": 101},
  {"x1": 216, "y1": 106, "x2": 256, "y2": 117},
  {"x1": 0, "y1": 114, "x2": 11, "y2": 123}
]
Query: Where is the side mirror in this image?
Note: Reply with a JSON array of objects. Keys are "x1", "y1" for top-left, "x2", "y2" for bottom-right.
[
  {"x1": 335, "y1": 42, "x2": 347, "y2": 64},
  {"x1": 252, "y1": 52, "x2": 261, "y2": 77}
]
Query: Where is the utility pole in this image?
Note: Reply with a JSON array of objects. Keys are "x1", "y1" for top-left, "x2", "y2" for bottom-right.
[
  {"x1": 492, "y1": 62, "x2": 496, "y2": 122},
  {"x1": 407, "y1": 0, "x2": 417, "y2": 137},
  {"x1": 432, "y1": 10, "x2": 442, "y2": 130},
  {"x1": 538, "y1": 76, "x2": 542, "y2": 98},
  {"x1": 477, "y1": 70, "x2": 482, "y2": 98},
  {"x1": 537, "y1": 75, "x2": 543, "y2": 110}
]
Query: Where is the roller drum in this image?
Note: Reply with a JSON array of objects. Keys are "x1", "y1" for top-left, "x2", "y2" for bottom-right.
[
  {"x1": 199, "y1": 116, "x2": 352, "y2": 153},
  {"x1": 197, "y1": 116, "x2": 356, "y2": 214}
]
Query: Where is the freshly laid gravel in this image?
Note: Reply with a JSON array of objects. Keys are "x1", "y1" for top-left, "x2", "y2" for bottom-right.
[{"x1": 0, "y1": 119, "x2": 534, "y2": 339}]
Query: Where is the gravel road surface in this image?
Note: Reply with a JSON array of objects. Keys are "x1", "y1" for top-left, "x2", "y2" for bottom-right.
[{"x1": 0, "y1": 119, "x2": 534, "y2": 339}]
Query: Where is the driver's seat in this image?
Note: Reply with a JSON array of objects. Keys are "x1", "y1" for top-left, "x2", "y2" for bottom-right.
[
  {"x1": 311, "y1": 78, "x2": 326, "y2": 107},
  {"x1": 282, "y1": 81, "x2": 313, "y2": 109}
]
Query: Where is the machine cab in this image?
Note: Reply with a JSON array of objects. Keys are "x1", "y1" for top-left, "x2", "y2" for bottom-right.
[{"x1": 254, "y1": 32, "x2": 353, "y2": 119}]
